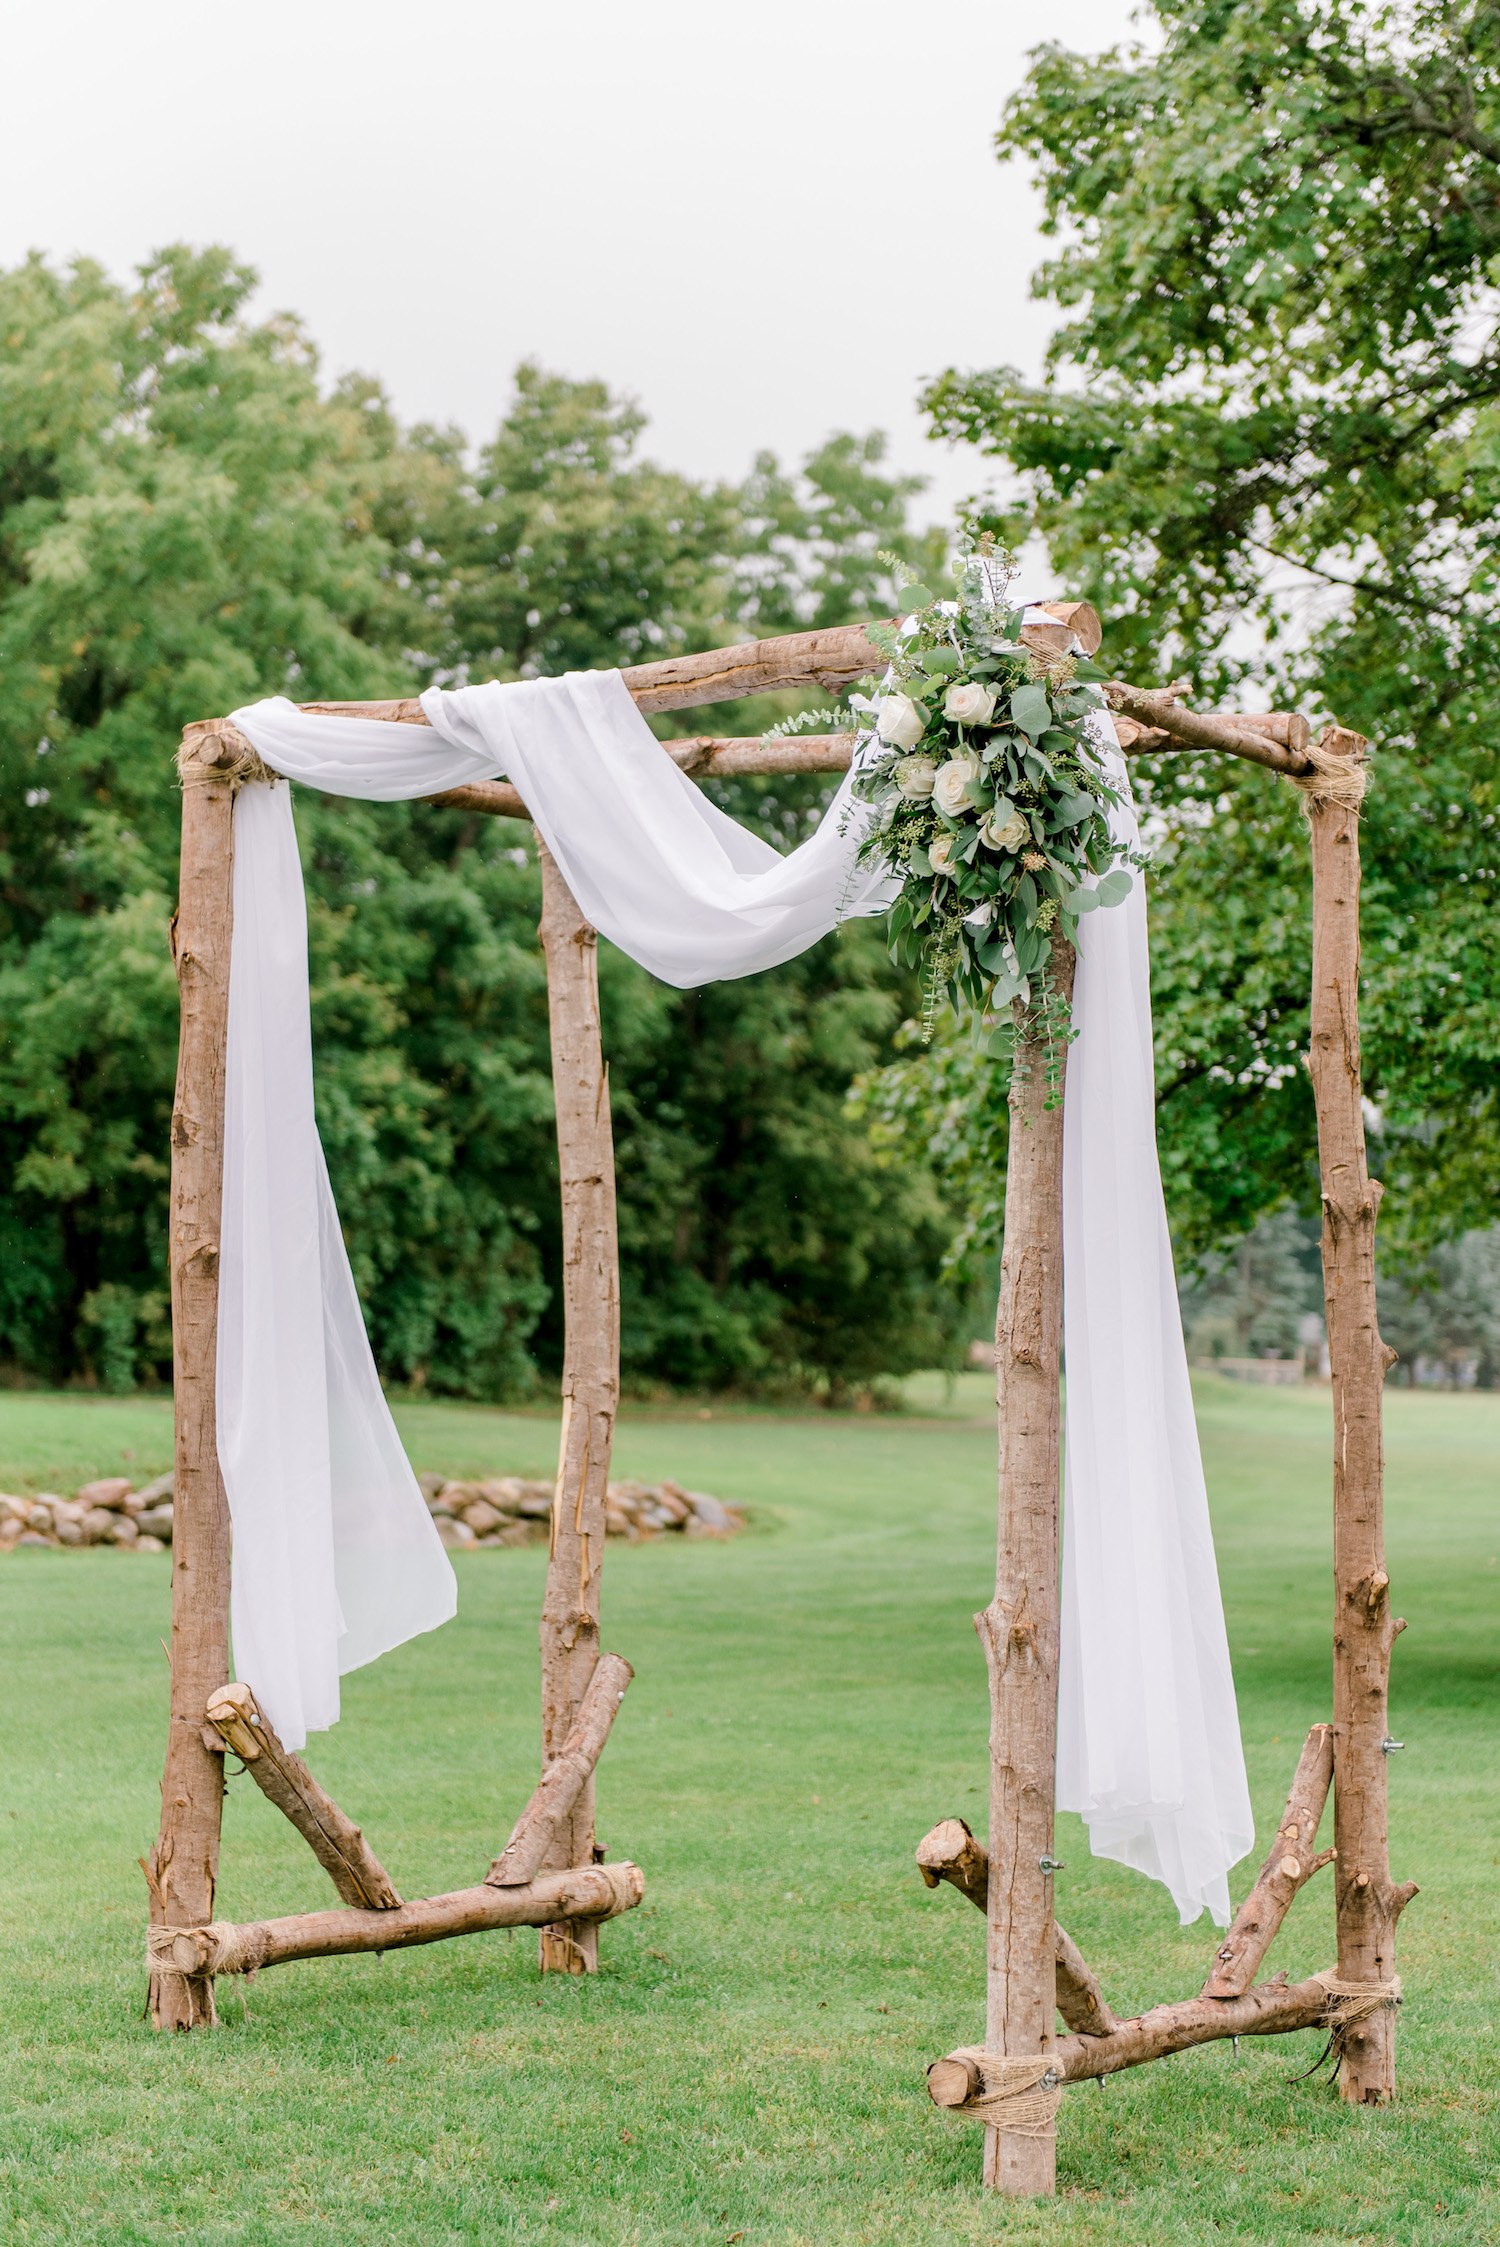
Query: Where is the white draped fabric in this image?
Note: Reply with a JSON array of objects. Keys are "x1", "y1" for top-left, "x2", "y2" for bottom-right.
[{"x1": 227, "y1": 633, "x2": 1251, "y2": 1921}]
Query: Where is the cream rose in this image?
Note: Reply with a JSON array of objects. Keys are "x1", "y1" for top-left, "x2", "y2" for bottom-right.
[
  {"x1": 931, "y1": 752, "x2": 982, "y2": 819},
  {"x1": 876, "y1": 693, "x2": 926, "y2": 751},
  {"x1": 984, "y1": 805, "x2": 1029, "y2": 853},
  {"x1": 893, "y1": 754, "x2": 938, "y2": 802},
  {"x1": 943, "y1": 681, "x2": 997, "y2": 727},
  {"x1": 927, "y1": 833, "x2": 957, "y2": 877}
]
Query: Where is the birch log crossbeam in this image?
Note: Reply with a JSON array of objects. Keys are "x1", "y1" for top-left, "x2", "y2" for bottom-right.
[
  {"x1": 1202, "y1": 1724, "x2": 1336, "y2": 1999},
  {"x1": 204, "y1": 1683, "x2": 402, "y2": 1912},
  {"x1": 155, "y1": 1862, "x2": 645, "y2": 1979},
  {"x1": 928, "y1": 1974, "x2": 1335, "y2": 2097}
]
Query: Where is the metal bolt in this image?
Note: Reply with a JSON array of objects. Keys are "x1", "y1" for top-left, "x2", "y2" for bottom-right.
[
  {"x1": 1038, "y1": 1856, "x2": 1066, "y2": 1875},
  {"x1": 1380, "y1": 1736, "x2": 1405, "y2": 1754}
]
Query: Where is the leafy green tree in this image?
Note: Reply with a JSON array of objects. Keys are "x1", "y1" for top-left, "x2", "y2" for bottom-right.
[
  {"x1": 920, "y1": 0, "x2": 1500, "y2": 1260},
  {"x1": 0, "y1": 246, "x2": 961, "y2": 1396}
]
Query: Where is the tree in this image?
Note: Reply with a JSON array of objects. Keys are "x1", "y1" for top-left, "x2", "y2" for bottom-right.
[
  {"x1": 920, "y1": 0, "x2": 1500, "y2": 1262},
  {"x1": 0, "y1": 246, "x2": 960, "y2": 1395}
]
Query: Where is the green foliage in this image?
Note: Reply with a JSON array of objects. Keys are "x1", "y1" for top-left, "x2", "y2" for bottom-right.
[
  {"x1": 0, "y1": 247, "x2": 959, "y2": 1396},
  {"x1": 919, "y1": 0, "x2": 1500, "y2": 1260},
  {"x1": 848, "y1": 544, "x2": 1134, "y2": 1070}
]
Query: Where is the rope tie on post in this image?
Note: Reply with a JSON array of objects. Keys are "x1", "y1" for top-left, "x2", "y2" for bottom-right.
[
  {"x1": 1291, "y1": 735, "x2": 1368, "y2": 815},
  {"x1": 146, "y1": 1922, "x2": 249, "y2": 1978},
  {"x1": 1313, "y1": 1968, "x2": 1402, "y2": 2027},
  {"x1": 176, "y1": 720, "x2": 281, "y2": 794},
  {"x1": 936, "y1": 2052, "x2": 1062, "y2": 2137}
]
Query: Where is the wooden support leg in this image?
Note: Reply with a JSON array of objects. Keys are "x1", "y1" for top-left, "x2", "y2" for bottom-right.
[
  {"x1": 536, "y1": 841, "x2": 622, "y2": 1974},
  {"x1": 143, "y1": 734, "x2": 237, "y2": 2030},
  {"x1": 1202, "y1": 1724, "x2": 1335, "y2": 1998},
  {"x1": 205, "y1": 1683, "x2": 401, "y2": 1910},
  {"x1": 915, "y1": 1820, "x2": 1117, "y2": 2036},
  {"x1": 488, "y1": 1653, "x2": 633, "y2": 1888},
  {"x1": 975, "y1": 932, "x2": 1075, "y2": 2195},
  {"x1": 1305, "y1": 748, "x2": 1417, "y2": 2104}
]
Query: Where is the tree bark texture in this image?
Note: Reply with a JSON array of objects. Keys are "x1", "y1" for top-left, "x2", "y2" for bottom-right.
[
  {"x1": 144, "y1": 733, "x2": 238, "y2": 2031},
  {"x1": 536, "y1": 842, "x2": 622, "y2": 1974},
  {"x1": 1201, "y1": 1724, "x2": 1335, "y2": 1998},
  {"x1": 295, "y1": 602, "x2": 1096, "y2": 726},
  {"x1": 915, "y1": 1820, "x2": 1117, "y2": 2037},
  {"x1": 929, "y1": 1972, "x2": 1335, "y2": 2097},
  {"x1": 487, "y1": 1653, "x2": 633, "y2": 1888},
  {"x1": 155, "y1": 1862, "x2": 645, "y2": 1980},
  {"x1": 974, "y1": 932, "x2": 1076, "y2": 2196},
  {"x1": 1106, "y1": 684, "x2": 1314, "y2": 774},
  {"x1": 204, "y1": 1683, "x2": 401, "y2": 1911},
  {"x1": 1305, "y1": 758, "x2": 1417, "y2": 2104}
]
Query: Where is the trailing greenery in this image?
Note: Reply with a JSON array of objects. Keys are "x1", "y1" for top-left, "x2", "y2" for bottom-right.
[
  {"x1": 0, "y1": 246, "x2": 956, "y2": 1398},
  {"x1": 848, "y1": 544, "x2": 1134, "y2": 1077},
  {"x1": 915, "y1": 0, "x2": 1500, "y2": 1266}
]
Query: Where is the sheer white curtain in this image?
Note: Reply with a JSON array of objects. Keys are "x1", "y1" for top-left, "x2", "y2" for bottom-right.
[{"x1": 227, "y1": 638, "x2": 1251, "y2": 1920}]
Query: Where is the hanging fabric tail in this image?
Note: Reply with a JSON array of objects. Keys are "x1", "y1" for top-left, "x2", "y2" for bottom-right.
[
  {"x1": 216, "y1": 781, "x2": 455, "y2": 1750},
  {"x1": 1056, "y1": 717, "x2": 1254, "y2": 1924}
]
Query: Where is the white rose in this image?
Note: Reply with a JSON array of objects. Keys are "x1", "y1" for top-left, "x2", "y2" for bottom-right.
[
  {"x1": 876, "y1": 693, "x2": 926, "y2": 750},
  {"x1": 983, "y1": 805, "x2": 1030, "y2": 853},
  {"x1": 927, "y1": 833, "x2": 957, "y2": 877},
  {"x1": 943, "y1": 682, "x2": 997, "y2": 727},
  {"x1": 893, "y1": 754, "x2": 938, "y2": 801},
  {"x1": 931, "y1": 752, "x2": 982, "y2": 819}
]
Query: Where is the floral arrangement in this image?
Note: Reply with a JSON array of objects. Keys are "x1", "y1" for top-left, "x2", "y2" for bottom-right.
[{"x1": 846, "y1": 544, "x2": 1137, "y2": 1070}]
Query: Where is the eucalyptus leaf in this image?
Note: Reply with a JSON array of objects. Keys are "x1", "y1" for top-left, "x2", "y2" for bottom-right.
[
  {"x1": 900, "y1": 584, "x2": 935, "y2": 610},
  {"x1": 1010, "y1": 683, "x2": 1052, "y2": 738}
]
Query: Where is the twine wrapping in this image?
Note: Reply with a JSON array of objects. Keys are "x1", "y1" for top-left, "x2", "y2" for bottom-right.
[
  {"x1": 1314, "y1": 1968, "x2": 1402, "y2": 2027},
  {"x1": 1291, "y1": 738, "x2": 1369, "y2": 814},
  {"x1": 146, "y1": 1921, "x2": 250, "y2": 1977},
  {"x1": 176, "y1": 722, "x2": 281, "y2": 793},
  {"x1": 939, "y1": 2052, "x2": 1063, "y2": 2137}
]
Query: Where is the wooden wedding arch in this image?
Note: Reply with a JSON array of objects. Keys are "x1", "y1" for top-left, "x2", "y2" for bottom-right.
[{"x1": 147, "y1": 606, "x2": 1409, "y2": 2202}]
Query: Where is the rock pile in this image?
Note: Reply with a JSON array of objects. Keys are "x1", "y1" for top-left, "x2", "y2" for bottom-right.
[
  {"x1": 0, "y1": 1469, "x2": 741, "y2": 1552},
  {"x1": 0, "y1": 1474, "x2": 174, "y2": 1551},
  {"x1": 421, "y1": 1473, "x2": 742, "y2": 1549}
]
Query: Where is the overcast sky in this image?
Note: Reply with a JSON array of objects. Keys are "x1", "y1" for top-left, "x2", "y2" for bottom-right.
[{"x1": 4, "y1": 0, "x2": 1142, "y2": 525}]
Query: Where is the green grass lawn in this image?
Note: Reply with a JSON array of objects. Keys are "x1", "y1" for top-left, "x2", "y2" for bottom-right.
[{"x1": 0, "y1": 1376, "x2": 1495, "y2": 2245}]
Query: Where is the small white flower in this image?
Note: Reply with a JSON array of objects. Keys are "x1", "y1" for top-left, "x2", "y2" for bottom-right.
[
  {"x1": 943, "y1": 682, "x2": 997, "y2": 727},
  {"x1": 983, "y1": 805, "x2": 1029, "y2": 853},
  {"x1": 928, "y1": 833, "x2": 957, "y2": 877},
  {"x1": 931, "y1": 752, "x2": 982, "y2": 819},
  {"x1": 893, "y1": 754, "x2": 938, "y2": 801},
  {"x1": 876, "y1": 693, "x2": 926, "y2": 750}
]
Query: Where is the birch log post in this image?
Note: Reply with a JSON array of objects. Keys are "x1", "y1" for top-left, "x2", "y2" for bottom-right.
[
  {"x1": 974, "y1": 929, "x2": 1076, "y2": 2196},
  {"x1": 536, "y1": 840, "x2": 621, "y2": 1974},
  {"x1": 1304, "y1": 732, "x2": 1418, "y2": 2103},
  {"x1": 143, "y1": 728, "x2": 237, "y2": 2031}
]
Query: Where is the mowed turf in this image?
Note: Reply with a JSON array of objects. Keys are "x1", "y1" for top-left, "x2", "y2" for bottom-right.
[{"x1": 0, "y1": 1377, "x2": 1495, "y2": 2246}]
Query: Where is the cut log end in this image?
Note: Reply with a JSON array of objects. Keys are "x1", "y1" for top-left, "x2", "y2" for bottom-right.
[{"x1": 928, "y1": 2055, "x2": 984, "y2": 2108}]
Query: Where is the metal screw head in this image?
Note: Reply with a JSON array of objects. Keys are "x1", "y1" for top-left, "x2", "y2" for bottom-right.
[
  {"x1": 1038, "y1": 1856, "x2": 1066, "y2": 1874},
  {"x1": 1380, "y1": 1736, "x2": 1405, "y2": 1753}
]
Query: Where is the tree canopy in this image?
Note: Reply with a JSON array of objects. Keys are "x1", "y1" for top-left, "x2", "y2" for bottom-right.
[
  {"x1": 920, "y1": 0, "x2": 1500, "y2": 1260},
  {"x1": 0, "y1": 245, "x2": 955, "y2": 1396}
]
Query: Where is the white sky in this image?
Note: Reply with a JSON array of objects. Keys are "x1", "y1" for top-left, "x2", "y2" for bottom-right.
[{"x1": 3, "y1": 0, "x2": 1143, "y2": 527}]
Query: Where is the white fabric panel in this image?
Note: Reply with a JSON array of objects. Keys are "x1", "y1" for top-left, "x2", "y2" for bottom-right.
[
  {"x1": 227, "y1": 653, "x2": 1251, "y2": 1920},
  {"x1": 1057, "y1": 721, "x2": 1254, "y2": 1923},
  {"x1": 216, "y1": 778, "x2": 456, "y2": 1750},
  {"x1": 420, "y1": 670, "x2": 898, "y2": 985}
]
